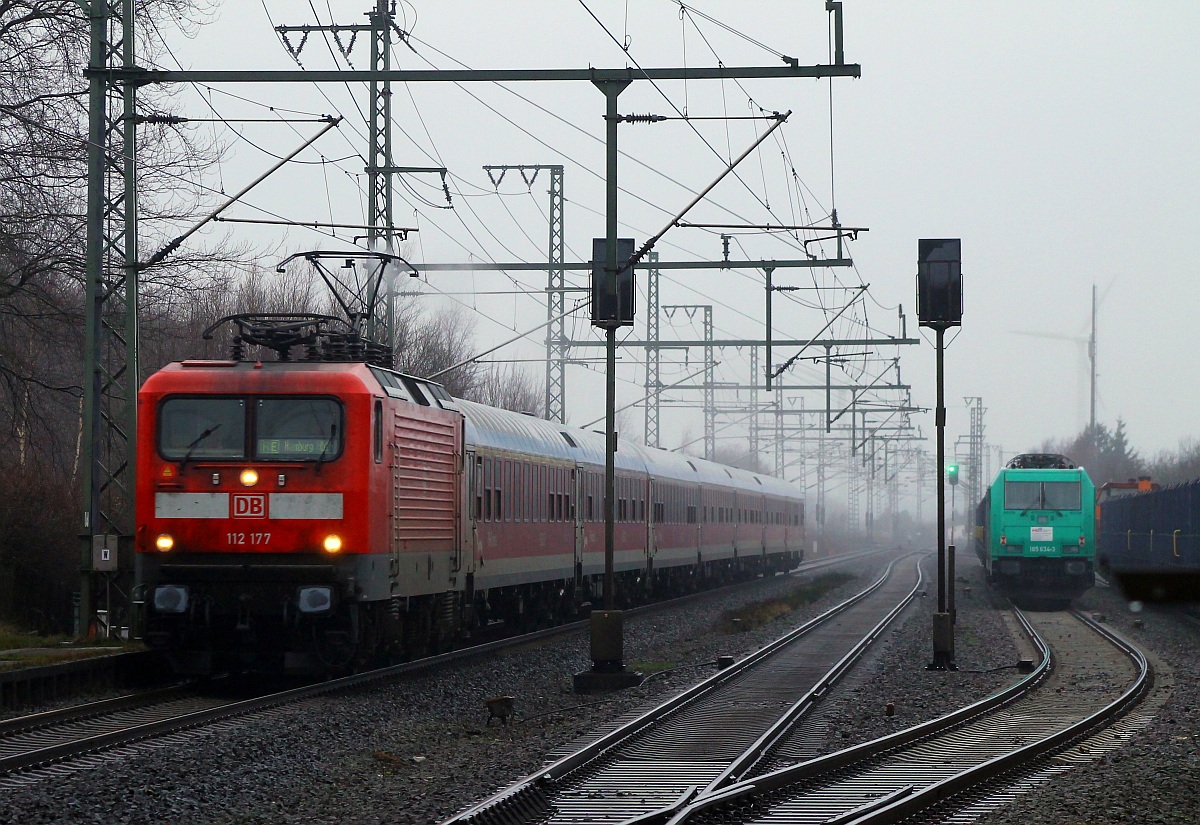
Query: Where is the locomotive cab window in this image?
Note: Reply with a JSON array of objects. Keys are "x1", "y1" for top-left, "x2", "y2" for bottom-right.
[
  {"x1": 255, "y1": 398, "x2": 343, "y2": 461},
  {"x1": 159, "y1": 397, "x2": 247, "y2": 460},
  {"x1": 1004, "y1": 480, "x2": 1081, "y2": 511}
]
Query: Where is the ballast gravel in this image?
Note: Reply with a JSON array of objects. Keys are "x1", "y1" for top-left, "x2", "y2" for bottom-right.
[{"x1": 0, "y1": 551, "x2": 1192, "y2": 825}]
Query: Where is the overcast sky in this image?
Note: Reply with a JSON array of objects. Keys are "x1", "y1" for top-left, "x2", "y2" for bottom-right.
[{"x1": 154, "y1": 2, "x2": 1200, "y2": 504}]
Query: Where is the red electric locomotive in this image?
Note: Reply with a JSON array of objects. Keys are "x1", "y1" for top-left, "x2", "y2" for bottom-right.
[{"x1": 136, "y1": 314, "x2": 804, "y2": 674}]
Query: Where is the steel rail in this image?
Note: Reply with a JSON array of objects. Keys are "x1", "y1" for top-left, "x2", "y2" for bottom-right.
[
  {"x1": 441, "y1": 554, "x2": 919, "y2": 825},
  {"x1": 0, "y1": 682, "x2": 198, "y2": 738}
]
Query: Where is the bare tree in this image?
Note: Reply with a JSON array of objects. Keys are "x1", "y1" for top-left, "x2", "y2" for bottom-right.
[
  {"x1": 0, "y1": 1, "x2": 238, "y2": 631},
  {"x1": 394, "y1": 303, "x2": 481, "y2": 397},
  {"x1": 466, "y1": 363, "x2": 544, "y2": 417}
]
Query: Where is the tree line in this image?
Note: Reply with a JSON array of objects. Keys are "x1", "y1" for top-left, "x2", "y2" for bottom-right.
[{"x1": 1038, "y1": 418, "x2": 1200, "y2": 489}]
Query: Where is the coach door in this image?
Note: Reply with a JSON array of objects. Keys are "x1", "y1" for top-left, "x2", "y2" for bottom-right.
[
  {"x1": 463, "y1": 449, "x2": 479, "y2": 577},
  {"x1": 646, "y1": 477, "x2": 656, "y2": 567},
  {"x1": 573, "y1": 465, "x2": 585, "y2": 583}
]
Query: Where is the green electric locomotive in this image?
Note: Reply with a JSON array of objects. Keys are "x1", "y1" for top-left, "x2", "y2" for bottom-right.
[{"x1": 974, "y1": 454, "x2": 1096, "y2": 606}]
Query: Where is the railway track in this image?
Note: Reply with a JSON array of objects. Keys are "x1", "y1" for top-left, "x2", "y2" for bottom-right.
[
  {"x1": 442, "y1": 553, "x2": 926, "y2": 825},
  {"x1": 438, "y1": 595, "x2": 1150, "y2": 825},
  {"x1": 0, "y1": 551, "x2": 883, "y2": 787},
  {"x1": 654, "y1": 610, "x2": 1150, "y2": 825}
]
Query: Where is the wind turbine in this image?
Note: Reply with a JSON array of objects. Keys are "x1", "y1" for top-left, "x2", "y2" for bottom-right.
[{"x1": 1012, "y1": 285, "x2": 1098, "y2": 430}]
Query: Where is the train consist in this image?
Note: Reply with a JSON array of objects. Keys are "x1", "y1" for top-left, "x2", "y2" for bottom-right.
[
  {"x1": 974, "y1": 453, "x2": 1096, "y2": 605},
  {"x1": 136, "y1": 314, "x2": 805, "y2": 674},
  {"x1": 1098, "y1": 477, "x2": 1200, "y2": 602}
]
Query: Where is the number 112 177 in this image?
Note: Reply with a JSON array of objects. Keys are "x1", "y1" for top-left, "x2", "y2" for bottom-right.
[{"x1": 227, "y1": 533, "x2": 271, "y2": 546}]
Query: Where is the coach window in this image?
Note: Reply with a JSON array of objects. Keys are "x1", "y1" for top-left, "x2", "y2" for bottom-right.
[
  {"x1": 483, "y1": 458, "x2": 493, "y2": 521},
  {"x1": 506, "y1": 460, "x2": 514, "y2": 521},
  {"x1": 514, "y1": 461, "x2": 521, "y2": 521},
  {"x1": 536, "y1": 464, "x2": 543, "y2": 521},
  {"x1": 531, "y1": 464, "x2": 538, "y2": 521},
  {"x1": 493, "y1": 458, "x2": 502, "y2": 522},
  {"x1": 524, "y1": 463, "x2": 530, "y2": 521},
  {"x1": 474, "y1": 457, "x2": 483, "y2": 519}
]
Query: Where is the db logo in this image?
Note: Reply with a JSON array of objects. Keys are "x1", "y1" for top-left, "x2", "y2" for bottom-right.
[{"x1": 232, "y1": 494, "x2": 267, "y2": 519}]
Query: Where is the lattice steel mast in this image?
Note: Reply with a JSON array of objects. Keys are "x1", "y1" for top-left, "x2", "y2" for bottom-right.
[
  {"x1": 80, "y1": 0, "x2": 138, "y2": 637},
  {"x1": 482, "y1": 165, "x2": 566, "y2": 421}
]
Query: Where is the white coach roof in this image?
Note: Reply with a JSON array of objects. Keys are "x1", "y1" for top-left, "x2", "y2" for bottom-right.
[{"x1": 456, "y1": 398, "x2": 801, "y2": 500}]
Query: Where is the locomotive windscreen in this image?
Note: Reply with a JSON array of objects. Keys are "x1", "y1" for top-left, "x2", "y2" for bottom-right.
[
  {"x1": 159, "y1": 398, "x2": 247, "y2": 459},
  {"x1": 255, "y1": 398, "x2": 342, "y2": 460},
  {"x1": 157, "y1": 396, "x2": 343, "y2": 461},
  {"x1": 1003, "y1": 480, "x2": 1082, "y2": 511}
]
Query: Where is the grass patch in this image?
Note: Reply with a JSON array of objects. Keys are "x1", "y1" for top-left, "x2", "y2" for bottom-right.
[
  {"x1": 0, "y1": 625, "x2": 73, "y2": 651},
  {"x1": 0, "y1": 622, "x2": 133, "y2": 653},
  {"x1": 0, "y1": 648, "x2": 119, "y2": 671},
  {"x1": 717, "y1": 572, "x2": 855, "y2": 633}
]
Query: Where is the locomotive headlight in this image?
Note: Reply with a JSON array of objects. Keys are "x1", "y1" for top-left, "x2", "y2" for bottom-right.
[
  {"x1": 322, "y1": 534, "x2": 343, "y2": 553},
  {"x1": 240, "y1": 468, "x2": 259, "y2": 487},
  {"x1": 155, "y1": 533, "x2": 175, "y2": 552}
]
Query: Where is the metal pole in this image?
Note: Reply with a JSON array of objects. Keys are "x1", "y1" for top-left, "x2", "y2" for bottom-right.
[
  {"x1": 605, "y1": 323, "x2": 616, "y2": 607},
  {"x1": 81, "y1": 0, "x2": 109, "y2": 636},
  {"x1": 936, "y1": 325, "x2": 946, "y2": 614},
  {"x1": 597, "y1": 79, "x2": 628, "y2": 610},
  {"x1": 948, "y1": 544, "x2": 956, "y2": 624},
  {"x1": 1090, "y1": 283, "x2": 1097, "y2": 431},
  {"x1": 765, "y1": 267, "x2": 773, "y2": 390}
]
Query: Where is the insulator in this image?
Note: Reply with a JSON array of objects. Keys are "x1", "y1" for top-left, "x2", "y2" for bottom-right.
[{"x1": 621, "y1": 113, "x2": 667, "y2": 123}]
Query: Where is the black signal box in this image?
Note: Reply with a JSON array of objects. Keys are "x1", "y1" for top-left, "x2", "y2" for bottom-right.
[
  {"x1": 591, "y1": 237, "x2": 636, "y2": 327},
  {"x1": 916, "y1": 238, "x2": 962, "y2": 328}
]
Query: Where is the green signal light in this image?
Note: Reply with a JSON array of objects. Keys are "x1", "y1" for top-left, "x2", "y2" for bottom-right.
[{"x1": 947, "y1": 464, "x2": 960, "y2": 486}]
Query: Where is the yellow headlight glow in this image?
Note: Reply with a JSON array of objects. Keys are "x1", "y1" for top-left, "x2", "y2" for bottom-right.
[
  {"x1": 240, "y1": 469, "x2": 259, "y2": 487},
  {"x1": 155, "y1": 534, "x2": 174, "y2": 552},
  {"x1": 322, "y1": 534, "x2": 343, "y2": 553}
]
